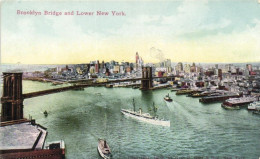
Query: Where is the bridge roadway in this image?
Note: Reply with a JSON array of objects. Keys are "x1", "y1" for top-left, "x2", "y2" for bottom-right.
[{"x1": 22, "y1": 76, "x2": 176, "y2": 99}]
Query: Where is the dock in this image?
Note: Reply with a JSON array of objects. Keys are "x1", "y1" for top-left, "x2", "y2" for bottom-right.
[
  {"x1": 0, "y1": 120, "x2": 64, "y2": 159},
  {"x1": 150, "y1": 84, "x2": 171, "y2": 90},
  {"x1": 199, "y1": 94, "x2": 240, "y2": 103}
]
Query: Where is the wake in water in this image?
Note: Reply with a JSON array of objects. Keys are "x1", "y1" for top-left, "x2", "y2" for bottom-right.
[{"x1": 165, "y1": 100, "x2": 181, "y2": 112}]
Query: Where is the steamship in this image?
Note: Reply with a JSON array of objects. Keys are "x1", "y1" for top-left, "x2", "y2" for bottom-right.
[{"x1": 121, "y1": 99, "x2": 170, "y2": 127}]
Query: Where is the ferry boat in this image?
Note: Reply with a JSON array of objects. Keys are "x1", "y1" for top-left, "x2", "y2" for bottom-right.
[
  {"x1": 248, "y1": 101, "x2": 260, "y2": 111},
  {"x1": 45, "y1": 140, "x2": 65, "y2": 158},
  {"x1": 164, "y1": 93, "x2": 173, "y2": 102},
  {"x1": 121, "y1": 99, "x2": 170, "y2": 127},
  {"x1": 221, "y1": 96, "x2": 257, "y2": 110},
  {"x1": 97, "y1": 139, "x2": 112, "y2": 159}
]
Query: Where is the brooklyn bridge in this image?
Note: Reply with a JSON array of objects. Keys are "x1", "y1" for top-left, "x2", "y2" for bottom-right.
[{"x1": 1, "y1": 67, "x2": 176, "y2": 122}]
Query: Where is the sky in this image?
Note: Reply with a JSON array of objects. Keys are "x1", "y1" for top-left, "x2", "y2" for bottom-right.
[{"x1": 1, "y1": 0, "x2": 260, "y2": 64}]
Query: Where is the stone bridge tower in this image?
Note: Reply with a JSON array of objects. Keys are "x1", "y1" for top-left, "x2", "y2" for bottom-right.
[
  {"x1": 140, "y1": 67, "x2": 153, "y2": 90},
  {"x1": 1, "y1": 72, "x2": 23, "y2": 122}
]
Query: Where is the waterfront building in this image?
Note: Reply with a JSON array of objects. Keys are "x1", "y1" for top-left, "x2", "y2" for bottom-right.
[
  {"x1": 89, "y1": 66, "x2": 95, "y2": 74},
  {"x1": 120, "y1": 65, "x2": 125, "y2": 74},
  {"x1": 113, "y1": 65, "x2": 120, "y2": 74},
  {"x1": 76, "y1": 67, "x2": 83, "y2": 75}
]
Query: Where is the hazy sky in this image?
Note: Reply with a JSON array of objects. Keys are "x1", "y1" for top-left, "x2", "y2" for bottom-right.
[{"x1": 1, "y1": 0, "x2": 260, "y2": 64}]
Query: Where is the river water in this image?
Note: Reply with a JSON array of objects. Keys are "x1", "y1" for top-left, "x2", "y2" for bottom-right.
[{"x1": 21, "y1": 80, "x2": 260, "y2": 158}]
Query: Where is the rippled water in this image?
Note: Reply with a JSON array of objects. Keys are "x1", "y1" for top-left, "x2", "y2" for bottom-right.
[{"x1": 22, "y1": 81, "x2": 260, "y2": 159}]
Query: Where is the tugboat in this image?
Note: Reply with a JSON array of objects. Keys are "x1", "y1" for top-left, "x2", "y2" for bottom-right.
[
  {"x1": 121, "y1": 99, "x2": 170, "y2": 127},
  {"x1": 164, "y1": 93, "x2": 173, "y2": 102},
  {"x1": 97, "y1": 139, "x2": 112, "y2": 159},
  {"x1": 44, "y1": 110, "x2": 48, "y2": 117}
]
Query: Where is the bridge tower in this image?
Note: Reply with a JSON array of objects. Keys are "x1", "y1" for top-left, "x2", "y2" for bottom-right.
[
  {"x1": 140, "y1": 67, "x2": 153, "y2": 90},
  {"x1": 1, "y1": 72, "x2": 24, "y2": 122}
]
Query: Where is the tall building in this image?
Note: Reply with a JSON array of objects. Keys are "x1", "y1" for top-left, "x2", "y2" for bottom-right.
[
  {"x1": 218, "y1": 69, "x2": 222, "y2": 80},
  {"x1": 175, "y1": 62, "x2": 183, "y2": 72},
  {"x1": 164, "y1": 59, "x2": 171, "y2": 68},
  {"x1": 100, "y1": 60, "x2": 105, "y2": 73},
  {"x1": 246, "y1": 64, "x2": 253, "y2": 72},
  {"x1": 136, "y1": 52, "x2": 144, "y2": 69},
  {"x1": 95, "y1": 60, "x2": 99, "y2": 73},
  {"x1": 136, "y1": 52, "x2": 139, "y2": 69},
  {"x1": 184, "y1": 64, "x2": 191, "y2": 73},
  {"x1": 215, "y1": 64, "x2": 218, "y2": 69},
  {"x1": 136, "y1": 52, "x2": 139, "y2": 64}
]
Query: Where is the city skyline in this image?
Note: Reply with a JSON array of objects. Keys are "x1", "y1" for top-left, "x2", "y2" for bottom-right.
[{"x1": 1, "y1": 0, "x2": 260, "y2": 64}]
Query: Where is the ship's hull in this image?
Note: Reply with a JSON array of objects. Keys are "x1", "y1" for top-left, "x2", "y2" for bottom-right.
[
  {"x1": 221, "y1": 104, "x2": 240, "y2": 110},
  {"x1": 121, "y1": 109, "x2": 170, "y2": 127},
  {"x1": 97, "y1": 146, "x2": 110, "y2": 159},
  {"x1": 248, "y1": 102, "x2": 260, "y2": 111},
  {"x1": 164, "y1": 98, "x2": 172, "y2": 102}
]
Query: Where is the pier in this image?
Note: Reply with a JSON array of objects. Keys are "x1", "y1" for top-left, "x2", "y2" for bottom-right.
[{"x1": 199, "y1": 94, "x2": 240, "y2": 103}]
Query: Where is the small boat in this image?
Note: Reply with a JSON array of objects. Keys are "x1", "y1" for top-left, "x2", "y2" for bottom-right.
[
  {"x1": 221, "y1": 104, "x2": 240, "y2": 110},
  {"x1": 132, "y1": 86, "x2": 139, "y2": 89},
  {"x1": 97, "y1": 139, "x2": 112, "y2": 159},
  {"x1": 252, "y1": 110, "x2": 260, "y2": 115},
  {"x1": 248, "y1": 101, "x2": 260, "y2": 111},
  {"x1": 44, "y1": 110, "x2": 48, "y2": 117},
  {"x1": 164, "y1": 94, "x2": 173, "y2": 102},
  {"x1": 105, "y1": 84, "x2": 113, "y2": 88},
  {"x1": 45, "y1": 140, "x2": 65, "y2": 158}
]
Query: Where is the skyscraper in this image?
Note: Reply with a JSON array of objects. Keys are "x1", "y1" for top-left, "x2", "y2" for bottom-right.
[
  {"x1": 246, "y1": 64, "x2": 253, "y2": 72},
  {"x1": 136, "y1": 52, "x2": 139, "y2": 64}
]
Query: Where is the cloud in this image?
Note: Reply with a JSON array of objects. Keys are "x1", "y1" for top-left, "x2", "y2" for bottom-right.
[{"x1": 111, "y1": 0, "x2": 231, "y2": 40}]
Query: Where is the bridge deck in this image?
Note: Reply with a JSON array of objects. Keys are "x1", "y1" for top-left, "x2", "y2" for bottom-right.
[{"x1": 22, "y1": 77, "x2": 176, "y2": 99}]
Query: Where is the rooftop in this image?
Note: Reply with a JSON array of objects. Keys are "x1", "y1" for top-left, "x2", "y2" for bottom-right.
[{"x1": 0, "y1": 122, "x2": 47, "y2": 151}]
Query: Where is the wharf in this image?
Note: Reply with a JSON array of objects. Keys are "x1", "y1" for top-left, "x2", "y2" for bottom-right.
[
  {"x1": 199, "y1": 94, "x2": 240, "y2": 103},
  {"x1": 0, "y1": 120, "x2": 64, "y2": 158},
  {"x1": 176, "y1": 89, "x2": 201, "y2": 95},
  {"x1": 150, "y1": 84, "x2": 171, "y2": 90},
  {"x1": 113, "y1": 83, "x2": 140, "y2": 88},
  {"x1": 0, "y1": 120, "x2": 47, "y2": 153}
]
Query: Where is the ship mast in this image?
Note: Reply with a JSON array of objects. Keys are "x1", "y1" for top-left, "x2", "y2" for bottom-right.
[
  {"x1": 133, "y1": 98, "x2": 136, "y2": 112},
  {"x1": 153, "y1": 102, "x2": 157, "y2": 113}
]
